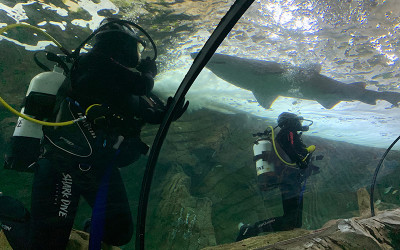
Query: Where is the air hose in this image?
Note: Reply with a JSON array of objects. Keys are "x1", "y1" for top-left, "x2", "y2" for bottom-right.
[
  {"x1": 71, "y1": 19, "x2": 158, "y2": 61},
  {"x1": 0, "y1": 97, "x2": 84, "y2": 126},
  {"x1": 268, "y1": 125, "x2": 297, "y2": 166},
  {"x1": 0, "y1": 23, "x2": 70, "y2": 55},
  {"x1": 0, "y1": 23, "x2": 85, "y2": 126},
  {"x1": 135, "y1": 0, "x2": 255, "y2": 249}
]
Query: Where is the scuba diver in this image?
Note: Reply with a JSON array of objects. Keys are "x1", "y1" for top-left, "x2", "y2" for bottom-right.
[
  {"x1": 0, "y1": 17, "x2": 188, "y2": 249},
  {"x1": 236, "y1": 112, "x2": 320, "y2": 241}
]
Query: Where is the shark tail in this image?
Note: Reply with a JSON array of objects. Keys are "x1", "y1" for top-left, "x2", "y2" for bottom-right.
[
  {"x1": 361, "y1": 88, "x2": 400, "y2": 107},
  {"x1": 377, "y1": 91, "x2": 400, "y2": 107},
  {"x1": 348, "y1": 82, "x2": 399, "y2": 106}
]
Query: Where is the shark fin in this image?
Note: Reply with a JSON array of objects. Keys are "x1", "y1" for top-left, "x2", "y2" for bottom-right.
[
  {"x1": 300, "y1": 63, "x2": 322, "y2": 73},
  {"x1": 316, "y1": 98, "x2": 341, "y2": 109},
  {"x1": 252, "y1": 91, "x2": 279, "y2": 109}
]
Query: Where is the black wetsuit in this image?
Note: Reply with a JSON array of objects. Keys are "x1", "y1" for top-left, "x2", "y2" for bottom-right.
[
  {"x1": 237, "y1": 128, "x2": 311, "y2": 241},
  {"x1": 1, "y1": 46, "x2": 165, "y2": 249}
]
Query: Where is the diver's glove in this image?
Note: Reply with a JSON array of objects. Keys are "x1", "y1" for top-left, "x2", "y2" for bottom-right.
[
  {"x1": 297, "y1": 145, "x2": 316, "y2": 169},
  {"x1": 142, "y1": 97, "x2": 189, "y2": 124},
  {"x1": 136, "y1": 57, "x2": 157, "y2": 77},
  {"x1": 165, "y1": 96, "x2": 189, "y2": 121},
  {"x1": 297, "y1": 160, "x2": 308, "y2": 170},
  {"x1": 306, "y1": 145, "x2": 316, "y2": 153}
]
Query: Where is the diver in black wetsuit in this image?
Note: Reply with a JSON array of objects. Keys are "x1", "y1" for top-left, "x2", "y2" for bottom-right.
[
  {"x1": 236, "y1": 112, "x2": 318, "y2": 242},
  {"x1": 0, "y1": 17, "x2": 188, "y2": 249}
]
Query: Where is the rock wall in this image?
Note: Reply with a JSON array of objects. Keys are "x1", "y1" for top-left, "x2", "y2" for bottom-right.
[
  {"x1": 202, "y1": 207, "x2": 400, "y2": 250},
  {"x1": 139, "y1": 109, "x2": 400, "y2": 248},
  {"x1": 1, "y1": 107, "x2": 400, "y2": 249}
]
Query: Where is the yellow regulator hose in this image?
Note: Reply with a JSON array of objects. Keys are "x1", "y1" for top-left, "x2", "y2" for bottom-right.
[
  {"x1": 269, "y1": 125, "x2": 317, "y2": 167},
  {"x1": 0, "y1": 23, "x2": 84, "y2": 126},
  {"x1": 0, "y1": 98, "x2": 84, "y2": 126},
  {"x1": 0, "y1": 23, "x2": 69, "y2": 54},
  {"x1": 269, "y1": 126, "x2": 297, "y2": 166}
]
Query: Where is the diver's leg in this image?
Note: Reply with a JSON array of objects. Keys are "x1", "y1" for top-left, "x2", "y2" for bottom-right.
[
  {"x1": 0, "y1": 195, "x2": 30, "y2": 250},
  {"x1": 239, "y1": 181, "x2": 304, "y2": 241},
  {"x1": 29, "y1": 159, "x2": 80, "y2": 249},
  {"x1": 81, "y1": 166, "x2": 133, "y2": 246},
  {"x1": 279, "y1": 179, "x2": 304, "y2": 230}
]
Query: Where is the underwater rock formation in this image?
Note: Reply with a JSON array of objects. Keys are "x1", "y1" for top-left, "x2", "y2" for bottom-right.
[
  {"x1": 147, "y1": 164, "x2": 216, "y2": 250},
  {"x1": 148, "y1": 109, "x2": 400, "y2": 247},
  {"x1": 1, "y1": 108, "x2": 400, "y2": 250},
  {"x1": 202, "y1": 207, "x2": 400, "y2": 250}
]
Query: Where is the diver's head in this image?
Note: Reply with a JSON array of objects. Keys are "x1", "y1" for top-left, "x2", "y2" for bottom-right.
[
  {"x1": 277, "y1": 112, "x2": 312, "y2": 131},
  {"x1": 94, "y1": 17, "x2": 146, "y2": 67}
]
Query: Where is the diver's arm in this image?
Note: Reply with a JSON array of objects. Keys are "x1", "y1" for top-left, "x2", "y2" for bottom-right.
[
  {"x1": 105, "y1": 58, "x2": 155, "y2": 96},
  {"x1": 133, "y1": 94, "x2": 188, "y2": 124},
  {"x1": 294, "y1": 134, "x2": 309, "y2": 156},
  {"x1": 277, "y1": 130, "x2": 306, "y2": 166},
  {"x1": 72, "y1": 52, "x2": 154, "y2": 97}
]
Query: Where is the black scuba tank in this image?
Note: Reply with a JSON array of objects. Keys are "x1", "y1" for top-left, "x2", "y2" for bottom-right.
[{"x1": 4, "y1": 66, "x2": 66, "y2": 172}]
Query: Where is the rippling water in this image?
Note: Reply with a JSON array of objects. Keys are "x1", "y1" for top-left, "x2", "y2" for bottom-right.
[
  {"x1": 155, "y1": 0, "x2": 400, "y2": 148},
  {"x1": 1, "y1": 0, "x2": 400, "y2": 147}
]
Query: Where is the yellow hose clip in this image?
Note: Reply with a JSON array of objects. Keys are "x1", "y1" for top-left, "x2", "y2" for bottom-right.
[{"x1": 85, "y1": 104, "x2": 107, "y2": 125}]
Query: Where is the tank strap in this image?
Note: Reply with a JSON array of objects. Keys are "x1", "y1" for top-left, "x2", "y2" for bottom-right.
[{"x1": 253, "y1": 151, "x2": 268, "y2": 162}]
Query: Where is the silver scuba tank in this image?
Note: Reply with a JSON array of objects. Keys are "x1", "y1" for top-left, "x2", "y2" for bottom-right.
[
  {"x1": 4, "y1": 66, "x2": 66, "y2": 172},
  {"x1": 253, "y1": 138, "x2": 279, "y2": 191},
  {"x1": 253, "y1": 139, "x2": 275, "y2": 175}
]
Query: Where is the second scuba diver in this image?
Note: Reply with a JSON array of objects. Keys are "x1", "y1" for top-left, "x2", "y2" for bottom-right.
[
  {"x1": 236, "y1": 112, "x2": 320, "y2": 241},
  {"x1": 0, "y1": 17, "x2": 188, "y2": 249}
]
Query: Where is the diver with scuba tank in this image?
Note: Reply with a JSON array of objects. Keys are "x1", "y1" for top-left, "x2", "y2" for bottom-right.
[
  {"x1": 236, "y1": 112, "x2": 321, "y2": 242},
  {"x1": 0, "y1": 17, "x2": 188, "y2": 249}
]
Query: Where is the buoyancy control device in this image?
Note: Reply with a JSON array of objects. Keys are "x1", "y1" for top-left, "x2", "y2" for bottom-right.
[{"x1": 4, "y1": 65, "x2": 66, "y2": 172}]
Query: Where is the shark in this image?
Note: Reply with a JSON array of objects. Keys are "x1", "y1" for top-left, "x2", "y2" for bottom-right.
[{"x1": 191, "y1": 53, "x2": 400, "y2": 109}]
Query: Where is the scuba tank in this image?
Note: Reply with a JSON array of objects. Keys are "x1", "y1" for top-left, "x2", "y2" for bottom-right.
[
  {"x1": 253, "y1": 138, "x2": 275, "y2": 176},
  {"x1": 252, "y1": 130, "x2": 278, "y2": 191},
  {"x1": 4, "y1": 65, "x2": 66, "y2": 172}
]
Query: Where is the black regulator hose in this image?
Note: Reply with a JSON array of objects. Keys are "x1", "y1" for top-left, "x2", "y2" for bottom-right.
[
  {"x1": 135, "y1": 0, "x2": 255, "y2": 249},
  {"x1": 70, "y1": 19, "x2": 157, "y2": 61},
  {"x1": 370, "y1": 135, "x2": 400, "y2": 217}
]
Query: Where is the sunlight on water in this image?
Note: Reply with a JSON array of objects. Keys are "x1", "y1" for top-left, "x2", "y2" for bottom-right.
[
  {"x1": 154, "y1": 0, "x2": 400, "y2": 149},
  {"x1": 1, "y1": 0, "x2": 399, "y2": 149}
]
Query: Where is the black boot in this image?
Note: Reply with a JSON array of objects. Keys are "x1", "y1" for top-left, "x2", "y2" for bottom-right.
[
  {"x1": 236, "y1": 223, "x2": 258, "y2": 241},
  {"x1": 83, "y1": 218, "x2": 91, "y2": 233},
  {"x1": 0, "y1": 195, "x2": 30, "y2": 223},
  {"x1": 0, "y1": 195, "x2": 31, "y2": 250}
]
